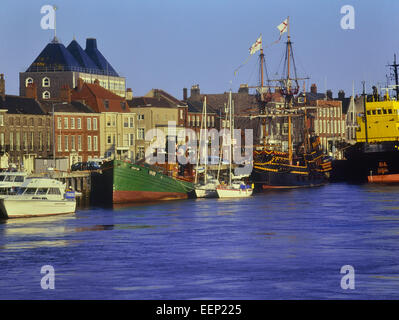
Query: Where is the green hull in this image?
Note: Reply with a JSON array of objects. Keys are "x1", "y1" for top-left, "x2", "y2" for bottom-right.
[{"x1": 100, "y1": 160, "x2": 194, "y2": 204}]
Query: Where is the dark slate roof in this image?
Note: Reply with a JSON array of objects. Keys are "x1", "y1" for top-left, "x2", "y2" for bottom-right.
[
  {"x1": 85, "y1": 38, "x2": 119, "y2": 76},
  {"x1": 66, "y1": 40, "x2": 100, "y2": 71},
  {"x1": 0, "y1": 95, "x2": 46, "y2": 114},
  {"x1": 127, "y1": 97, "x2": 174, "y2": 108},
  {"x1": 39, "y1": 100, "x2": 96, "y2": 114},
  {"x1": 302, "y1": 91, "x2": 327, "y2": 101},
  {"x1": 186, "y1": 100, "x2": 217, "y2": 114},
  {"x1": 26, "y1": 39, "x2": 82, "y2": 72}
]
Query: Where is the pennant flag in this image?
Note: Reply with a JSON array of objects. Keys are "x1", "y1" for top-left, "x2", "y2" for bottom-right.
[
  {"x1": 249, "y1": 35, "x2": 262, "y2": 55},
  {"x1": 277, "y1": 18, "x2": 288, "y2": 36}
]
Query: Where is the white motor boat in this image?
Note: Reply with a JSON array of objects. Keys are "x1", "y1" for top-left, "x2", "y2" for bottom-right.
[
  {"x1": 0, "y1": 171, "x2": 28, "y2": 196},
  {"x1": 0, "y1": 178, "x2": 76, "y2": 219}
]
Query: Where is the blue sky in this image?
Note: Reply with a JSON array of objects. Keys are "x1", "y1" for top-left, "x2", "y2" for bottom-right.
[{"x1": 1, "y1": 0, "x2": 398, "y2": 99}]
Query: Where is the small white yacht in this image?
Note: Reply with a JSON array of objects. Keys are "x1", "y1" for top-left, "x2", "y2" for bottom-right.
[
  {"x1": 0, "y1": 171, "x2": 28, "y2": 196},
  {"x1": 194, "y1": 176, "x2": 219, "y2": 198},
  {"x1": 0, "y1": 178, "x2": 76, "y2": 218},
  {"x1": 216, "y1": 180, "x2": 253, "y2": 198}
]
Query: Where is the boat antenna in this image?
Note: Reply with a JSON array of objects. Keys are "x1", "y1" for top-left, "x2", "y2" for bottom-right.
[{"x1": 387, "y1": 54, "x2": 399, "y2": 100}]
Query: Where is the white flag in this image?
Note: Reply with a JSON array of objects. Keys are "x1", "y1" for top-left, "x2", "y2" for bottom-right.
[
  {"x1": 249, "y1": 35, "x2": 262, "y2": 55},
  {"x1": 277, "y1": 18, "x2": 288, "y2": 36}
]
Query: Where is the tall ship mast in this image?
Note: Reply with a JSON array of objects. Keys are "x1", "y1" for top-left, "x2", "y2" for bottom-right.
[{"x1": 249, "y1": 17, "x2": 332, "y2": 190}]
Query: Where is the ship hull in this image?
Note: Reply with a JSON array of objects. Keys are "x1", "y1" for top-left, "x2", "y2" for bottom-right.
[
  {"x1": 251, "y1": 169, "x2": 328, "y2": 190},
  {"x1": 94, "y1": 160, "x2": 194, "y2": 204},
  {"x1": 343, "y1": 141, "x2": 399, "y2": 182}
]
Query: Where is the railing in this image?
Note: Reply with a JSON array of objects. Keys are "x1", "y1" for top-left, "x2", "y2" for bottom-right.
[{"x1": 25, "y1": 65, "x2": 120, "y2": 77}]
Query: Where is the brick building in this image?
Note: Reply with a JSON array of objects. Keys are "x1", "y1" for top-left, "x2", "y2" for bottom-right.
[
  {"x1": 71, "y1": 79, "x2": 134, "y2": 160},
  {"x1": 40, "y1": 101, "x2": 101, "y2": 163}
]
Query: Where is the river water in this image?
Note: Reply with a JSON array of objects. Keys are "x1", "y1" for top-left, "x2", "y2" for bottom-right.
[{"x1": 1, "y1": 183, "x2": 399, "y2": 300}]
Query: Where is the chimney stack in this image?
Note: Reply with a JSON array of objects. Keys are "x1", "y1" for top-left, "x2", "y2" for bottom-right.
[
  {"x1": 25, "y1": 83, "x2": 37, "y2": 100},
  {"x1": 60, "y1": 84, "x2": 71, "y2": 103},
  {"x1": 126, "y1": 88, "x2": 133, "y2": 100},
  {"x1": 238, "y1": 83, "x2": 249, "y2": 94},
  {"x1": 190, "y1": 84, "x2": 200, "y2": 100},
  {"x1": 183, "y1": 88, "x2": 188, "y2": 101},
  {"x1": 327, "y1": 89, "x2": 333, "y2": 100},
  {"x1": 338, "y1": 90, "x2": 345, "y2": 100},
  {"x1": 310, "y1": 83, "x2": 317, "y2": 94}
]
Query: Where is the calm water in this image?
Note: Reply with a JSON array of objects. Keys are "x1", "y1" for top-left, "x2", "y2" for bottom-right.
[{"x1": 1, "y1": 183, "x2": 399, "y2": 299}]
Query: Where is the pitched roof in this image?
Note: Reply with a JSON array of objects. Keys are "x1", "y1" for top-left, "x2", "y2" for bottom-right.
[
  {"x1": 26, "y1": 39, "x2": 82, "y2": 72},
  {"x1": 71, "y1": 81, "x2": 129, "y2": 113},
  {"x1": 0, "y1": 95, "x2": 46, "y2": 114},
  {"x1": 186, "y1": 100, "x2": 217, "y2": 114},
  {"x1": 67, "y1": 40, "x2": 100, "y2": 71},
  {"x1": 39, "y1": 100, "x2": 96, "y2": 114},
  {"x1": 85, "y1": 38, "x2": 119, "y2": 76},
  {"x1": 127, "y1": 97, "x2": 175, "y2": 108},
  {"x1": 145, "y1": 89, "x2": 184, "y2": 106}
]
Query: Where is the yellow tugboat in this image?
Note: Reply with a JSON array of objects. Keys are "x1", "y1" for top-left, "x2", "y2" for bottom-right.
[{"x1": 345, "y1": 68, "x2": 399, "y2": 183}]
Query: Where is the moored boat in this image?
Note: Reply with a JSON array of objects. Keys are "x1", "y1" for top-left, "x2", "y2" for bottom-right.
[
  {"x1": 0, "y1": 178, "x2": 76, "y2": 219},
  {"x1": 0, "y1": 171, "x2": 28, "y2": 196},
  {"x1": 97, "y1": 159, "x2": 195, "y2": 204}
]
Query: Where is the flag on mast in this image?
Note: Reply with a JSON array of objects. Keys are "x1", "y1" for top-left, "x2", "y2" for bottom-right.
[
  {"x1": 249, "y1": 35, "x2": 262, "y2": 55},
  {"x1": 277, "y1": 18, "x2": 288, "y2": 36}
]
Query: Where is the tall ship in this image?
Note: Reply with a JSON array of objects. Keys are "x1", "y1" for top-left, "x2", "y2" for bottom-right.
[
  {"x1": 93, "y1": 159, "x2": 194, "y2": 204},
  {"x1": 344, "y1": 59, "x2": 399, "y2": 183},
  {"x1": 247, "y1": 17, "x2": 332, "y2": 189}
]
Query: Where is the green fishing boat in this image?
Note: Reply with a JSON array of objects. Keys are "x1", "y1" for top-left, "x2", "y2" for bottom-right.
[{"x1": 96, "y1": 159, "x2": 194, "y2": 204}]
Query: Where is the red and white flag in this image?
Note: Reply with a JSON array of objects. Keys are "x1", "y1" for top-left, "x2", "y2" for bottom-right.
[
  {"x1": 249, "y1": 35, "x2": 262, "y2": 55},
  {"x1": 277, "y1": 18, "x2": 288, "y2": 36}
]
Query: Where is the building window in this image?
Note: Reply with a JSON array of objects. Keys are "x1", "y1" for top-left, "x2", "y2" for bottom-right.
[
  {"x1": 16, "y1": 132, "x2": 20, "y2": 151},
  {"x1": 129, "y1": 133, "x2": 134, "y2": 146},
  {"x1": 124, "y1": 117, "x2": 129, "y2": 128},
  {"x1": 71, "y1": 118, "x2": 75, "y2": 129},
  {"x1": 42, "y1": 77, "x2": 50, "y2": 87},
  {"x1": 23, "y1": 132, "x2": 27, "y2": 151},
  {"x1": 180, "y1": 109, "x2": 183, "y2": 120},
  {"x1": 71, "y1": 136, "x2": 75, "y2": 151},
  {"x1": 58, "y1": 135, "x2": 62, "y2": 152},
  {"x1": 64, "y1": 135, "x2": 68, "y2": 151},
  {"x1": 9, "y1": 132, "x2": 13, "y2": 151},
  {"x1": 57, "y1": 117, "x2": 62, "y2": 129},
  {"x1": 30, "y1": 132, "x2": 34, "y2": 150},
  {"x1": 64, "y1": 118, "x2": 68, "y2": 129},
  {"x1": 87, "y1": 118, "x2": 91, "y2": 130},
  {"x1": 25, "y1": 78, "x2": 33, "y2": 87},
  {"x1": 77, "y1": 118, "x2": 81, "y2": 129},
  {"x1": 93, "y1": 136, "x2": 98, "y2": 151},
  {"x1": 138, "y1": 114, "x2": 144, "y2": 120},
  {"x1": 78, "y1": 135, "x2": 82, "y2": 151},
  {"x1": 39, "y1": 132, "x2": 43, "y2": 151},
  {"x1": 129, "y1": 117, "x2": 134, "y2": 128},
  {"x1": 93, "y1": 118, "x2": 98, "y2": 130},
  {"x1": 107, "y1": 135, "x2": 111, "y2": 144},
  {"x1": 103, "y1": 100, "x2": 109, "y2": 110},
  {"x1": 137, "y1": 128, "x2": 145, "y2": 140},
  {"x1": 121, "y1": 102, "x2": 126, "y2": 110},
  {"x1": 42, "y1": 91, "x2": 50, "y2": 99},
  {"x1": 0, "y1": 133, "x2": 4, "y2": 150},
  {"x1": 87, "y1": 136, "x2": 92, "y2": 151}
]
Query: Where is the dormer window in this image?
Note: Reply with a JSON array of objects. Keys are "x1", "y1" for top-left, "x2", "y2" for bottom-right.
[
  {"x1": 25, "y1": 78, "x2": 33, "y2": 87},
  {"x1": 42, "y1": 91, "x2": 50, "y2": 99},
  {"x1": 103, "y1": 100, "x2": 109, "y2": 110},
  {"x1": 42, "y1": 77, "x2": 50, "y2": 87}
]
